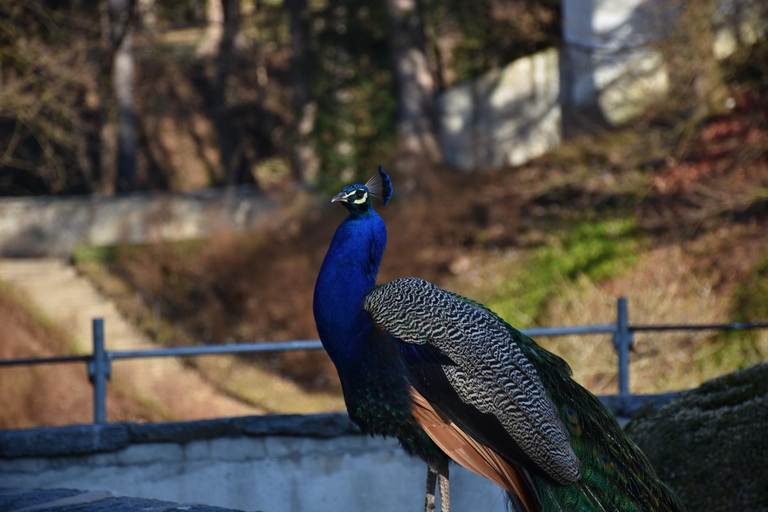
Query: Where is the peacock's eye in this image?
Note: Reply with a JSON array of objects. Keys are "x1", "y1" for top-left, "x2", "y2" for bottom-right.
[{"x1": 355, "y1": 189, "x2": 365, "y2": 199}]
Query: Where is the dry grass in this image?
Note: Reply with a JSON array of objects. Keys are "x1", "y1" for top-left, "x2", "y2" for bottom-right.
[{"x1": 540, "y1": 245, "x2": 747, "y2": 394}]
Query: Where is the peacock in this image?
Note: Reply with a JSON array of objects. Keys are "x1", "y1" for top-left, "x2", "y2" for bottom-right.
[{"x1": 313, "y1": 166, "x2": 685, "y2": 512}]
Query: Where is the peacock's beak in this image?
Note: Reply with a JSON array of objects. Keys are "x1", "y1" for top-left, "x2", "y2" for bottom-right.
[{"x1": 331, "y1": 192, "x2": 349, "y2": 203}]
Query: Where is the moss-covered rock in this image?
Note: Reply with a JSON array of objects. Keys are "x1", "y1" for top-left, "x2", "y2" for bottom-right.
[{"x1": 625, "y1": 363, "x2": 768, "y2": 512}]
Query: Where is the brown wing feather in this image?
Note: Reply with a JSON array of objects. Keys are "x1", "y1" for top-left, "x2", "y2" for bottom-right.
[{"x1": 410, "y1": 388, "x2": 541, "y2": 512}]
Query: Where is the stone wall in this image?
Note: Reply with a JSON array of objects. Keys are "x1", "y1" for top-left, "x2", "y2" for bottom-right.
[
  {"x1": 0, "y1": 187, "x2": 277, "y2": 257},
  {"x1": 0, "y1": 414, "x2": 507, "y2": 512}
]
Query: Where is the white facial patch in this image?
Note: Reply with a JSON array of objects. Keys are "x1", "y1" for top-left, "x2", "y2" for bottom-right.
[{"x1": 353, "y1": 191, "x2": 368, "y2": 204}]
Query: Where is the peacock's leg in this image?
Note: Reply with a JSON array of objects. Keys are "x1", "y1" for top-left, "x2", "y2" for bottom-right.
[
  {"x1": 425, "y1": 465, "x2": 437, "y2": 512},
  {"x1": 437, "y1": 459, "x2": 451, "y2": 512}
]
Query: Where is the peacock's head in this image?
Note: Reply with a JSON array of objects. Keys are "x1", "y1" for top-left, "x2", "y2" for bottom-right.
[{"x1": 332, "y1": 165, "x2": 392, "y2": 215}]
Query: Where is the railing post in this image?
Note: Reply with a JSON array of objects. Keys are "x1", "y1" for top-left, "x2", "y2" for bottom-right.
[
  {"x1": 88, "y1": 318, "x2": 110, "y2": 424},
  {"x1": 613, "y1": 297, "x2": 633, "y2": 413}
]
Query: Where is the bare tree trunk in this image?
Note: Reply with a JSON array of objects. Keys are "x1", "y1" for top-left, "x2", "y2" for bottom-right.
[
  {"x1": 97, "y1": 78, "x2": 116, "y2": 195},
  {"x1": 286, "y1": 0, "x2": 318, "y2": 182},
  {"x1": 98, "y1": 0, "x2": 138, "y2": 194},
  {"x1": 196, "y1": 0, "x2": 224, "y2": 57},
  {"x1": 385, "y1": 0, "x2": 442, "y2": 170},
  {"x1": 214, "y1": 0, "x2": 241, "y2": 187},
  {"x1": 114, "y1": 28, "x2": 138, "y2": 192}
]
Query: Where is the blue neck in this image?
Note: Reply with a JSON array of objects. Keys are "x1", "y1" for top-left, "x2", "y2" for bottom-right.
[{"x1": 313, "y1": 210, "x2": 387, "y2": 364}]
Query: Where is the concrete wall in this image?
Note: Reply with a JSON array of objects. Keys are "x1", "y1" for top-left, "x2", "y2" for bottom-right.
[
  {"x1": 0, "y1": 414, "x2": 508, "y2": 512},
  {"x1": 0, "y1": 186, "x2": 277, "y2": 257}
]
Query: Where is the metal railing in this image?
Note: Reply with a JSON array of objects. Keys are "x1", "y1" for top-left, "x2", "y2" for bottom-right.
[{"x1": 2, "y1": 297, "x2": 767, "y2": 424}]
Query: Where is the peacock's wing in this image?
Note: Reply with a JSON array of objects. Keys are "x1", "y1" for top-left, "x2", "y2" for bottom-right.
[{"x1": 363, "y1": 277, "x2": 581, "y2": 487}]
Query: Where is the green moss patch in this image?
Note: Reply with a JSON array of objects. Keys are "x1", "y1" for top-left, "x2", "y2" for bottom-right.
[{"x1": 485, "y1": 215, "x2": 642, "y2": 326}]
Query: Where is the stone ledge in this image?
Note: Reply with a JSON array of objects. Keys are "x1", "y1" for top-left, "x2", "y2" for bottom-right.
[
  {"x1": 0, "y1": 488, "x2": 251, "y2": 512},
  {"x1": 0, "y1": 413, "x2": 359, "y2": 459},
  {"x1": 0, "y1": 186, "x2": 278, "y2": 257}
]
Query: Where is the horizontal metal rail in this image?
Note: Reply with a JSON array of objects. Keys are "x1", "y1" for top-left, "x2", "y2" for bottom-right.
[
  {"x1": 0, "y1": 327, "x2": 625, "y2": 367},
  {"x1": 0, "y1": 354, "x2": 91, "y2": 367},
  {"x1": 4, "y1": 323, "x2": 768, "y2": 368},
  {"x1": 522, "y1": 324, "x2": 616, "y2": 337},
  {"x1": 631, "y1": 322, "x2": 768, "y2": 332},
  {"x1": 109, "y1": 340, "x2": 324, "y2": 360},
  {"x1": 1, "y1": 297, "x2": 767, "y2": 424}
]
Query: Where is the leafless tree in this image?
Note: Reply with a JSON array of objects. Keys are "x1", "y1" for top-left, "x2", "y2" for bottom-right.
[
  {"x1": 214, "y1": 0, "x2": 242, "y2": 186},
  {"x1": 99, "y1": 0, "x2": 138, "y2": 193},
  {"x1": 385, "y1": 0, "x2": 442, "y2": 170},
  {"x1": 286, "y1": 0, "x2": 319, "y2": 182}
]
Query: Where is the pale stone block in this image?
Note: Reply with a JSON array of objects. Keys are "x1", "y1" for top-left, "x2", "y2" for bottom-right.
[
  {"x1": 596, "y1": 49, "x2": 669, "y2": 126},
  {"x1": 437, "y1": 48, "x2": 561, "y2": 171}
]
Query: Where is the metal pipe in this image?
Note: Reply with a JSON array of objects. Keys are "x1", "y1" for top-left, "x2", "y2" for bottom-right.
[
  {"x1": 0, "y1": 354, "x2": 90, "y2": 367},
  {"x1": 523, "y1": 325, "x2": 616, "y2": 337},
  {"x1": 632, "y1": 322, "x2": 768, "y2": 332},
  {"x1": 614, "y1": 298, "x2": 632, "y2": 405},
  {"x1": 109, "y1": 340, "x2": 324, "y2": 359},
  {"x1": 88, "y1": 318, "x2": 109, "y2": 425}
]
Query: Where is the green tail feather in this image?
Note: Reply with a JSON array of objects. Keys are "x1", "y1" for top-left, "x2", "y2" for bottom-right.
[{"x1": 521, "y1": 330, "x2": 685, "y2": 512}]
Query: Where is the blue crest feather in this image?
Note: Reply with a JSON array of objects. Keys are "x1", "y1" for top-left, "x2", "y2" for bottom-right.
[{"x1": 365, "y1": 166, "x2": 393, "y2": 206}]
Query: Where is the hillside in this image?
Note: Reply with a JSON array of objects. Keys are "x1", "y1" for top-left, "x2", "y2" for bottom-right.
[
  {"x1": 2, "y1": 43, "x2": 765, "y2": 427},
  {"x1": 71, "y1": 73, "x2": 767, "y2": 415}
]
